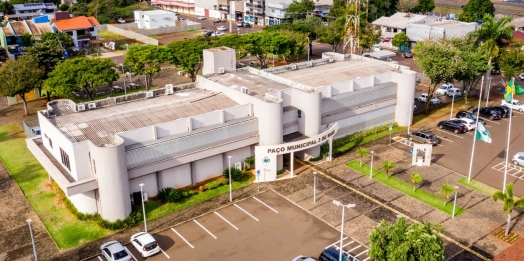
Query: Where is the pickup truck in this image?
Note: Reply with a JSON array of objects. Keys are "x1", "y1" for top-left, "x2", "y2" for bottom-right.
[
  {"x1": 435, "y1": 84, "x2": 454, "y2": 95},
  {"x1": 501, "y1": 99, "x2": 524, "y2": 112}
]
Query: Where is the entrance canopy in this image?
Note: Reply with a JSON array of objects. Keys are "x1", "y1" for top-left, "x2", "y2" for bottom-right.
[{"x1": 362, "y1": 50, "x2": 396, "y2": 60}]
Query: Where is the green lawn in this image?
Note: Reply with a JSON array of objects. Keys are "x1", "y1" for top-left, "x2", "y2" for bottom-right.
[
  {"x1": 326, "y1": 126, "x2": 405, "y2": 154},
  {"x1": 0, "y1": 124, "x2": 111, "y2": 249},
  {"x1": 347, "y1": 161, "x2": 465, "y2": 216},
  {"x1": 145, "y1": 176, "x2": 254, "y2": 220}
]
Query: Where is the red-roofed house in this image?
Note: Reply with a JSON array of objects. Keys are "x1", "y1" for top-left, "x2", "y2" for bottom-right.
[{"x1": 51, "y1": 12, "x2": 99, "y2": 50}]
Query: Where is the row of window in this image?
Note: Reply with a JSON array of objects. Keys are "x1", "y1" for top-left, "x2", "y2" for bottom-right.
[{"x1": 45, "y1": 133, "x2": 70, "y2": 171}]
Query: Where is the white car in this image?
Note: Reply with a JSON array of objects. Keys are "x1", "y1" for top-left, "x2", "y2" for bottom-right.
[
  {"x1": 451, "y1": 118, "x2": 476, "y2": 131},
  {"x1": 292, "y1": 255, "x2": 316, "y2": 261},
  {"x1": 130, "y1": 232, "x2": 161, "y2": 258},
  {"x1": 100, "y1": 241, "x2": 133, "y2": 261},
  {"x1": 501, "y1": 99, "x2": 524, "y2": 112},
  {"x1": 518, "y1": 73, "x2": 524, "y2": 80},
  {"x1": 513, "y1": 152, "x2": 524, "y2": 165},
  {"x1": 211, "y1": 31, "x2": 225, "y2": 36},
  {"x1": 371, "y1": 44, "x2": 381, "y2": 52},
  {"x1": 197, "y1": 16, "x2": 206, "y2": 20},
  {"x1": 435, "y1": 84, "x2": 454, "y2": 95},
  {"x1": 417, "y1": 93, "x2": 440, "y2": 105},
  {"x1": 447, "y1": 88, "x2": 463, "y2": 97},
  {"x1": 217, "y1": 25, "x2": 227, "y2": 31}
]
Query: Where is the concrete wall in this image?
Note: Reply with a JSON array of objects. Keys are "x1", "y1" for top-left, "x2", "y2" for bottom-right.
[
  {"x1": 191, "y1": 110, "x2": 223, "y2": 130},
  {"x1": 391, "y1": 72, "x2": 416, "y2": 126},
  {"x1": 195, "y1": 0, "x2": 217, "y2": 10},
  {"x1": 119, "y1": 126, "x2": 156, "y2": 147},
  {"x1": 158, "y1": 163, "x2": 192, "y2": 189},
  {"x1": 222, "y1": 146, "x2": 251, "y2": 170},
  {"x1": 202, "y1": 47, "x2": 237, "y2": 75},
  {"x1": 136, "y1": 21, "x2": 201, "y2": 36},
  {"x1": 192, "y1": 154, "x2": 223, "y2": 184},
  {"x1": 106, "y1": 24, "x2": 159, "y2": 45},
  {"x1": 224, "y1": 104, "x2": 251, "y2": 122},
  {"x1": 69, "y1": 191, "x2": 97, "y2": 214},
  {"x1": 129, "y1": 172, "x2": 159, "y2": 197},
  {"x1": 156, "y1": 118, "x2": 190, "y2": 139}
]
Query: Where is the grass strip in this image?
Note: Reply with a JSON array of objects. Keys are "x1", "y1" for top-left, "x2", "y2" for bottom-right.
[
  {"x1": 145, "y1": 175, "x2": 254, "y2": 220},
  {"x1": 347, "y1": 161, "x2": 465, "y2": 216},
  {"x1": 327, "y1": 126, "x2": 405, "y2": 154},
  {"x1": 458, "y1": 177, "x2": 499, "y2": 196}
]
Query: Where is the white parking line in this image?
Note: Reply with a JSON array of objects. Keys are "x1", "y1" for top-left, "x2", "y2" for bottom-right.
[
  {"x1": 214, "y1": 211, "x2": 239, "y2": 230},
  {"x1": 362, "y1": 257, "x2": 371, "y2": 261},
  {"x1": 485, "y1": 119, "x2": 500, "y2": 124},
  {"x1": 354, "y1": 249, "x2": 369, "y2": 258},
  {"x1": 193, "y1": 219, "x2": 217, "y2": 239},
  {"x1": 342, "y1": 240, "x2": 355, "y2": 248},
  {"x1": 347, "y1": 245, "x2": 361, "y2": 252},
  {"x1": 438, "y1": 136, "x2": 454, "y2": 142},
  {"x1": 124, "y1": 247, "x2": 137, "y2": 261},
  {"x1": 171, "y1": 228, "x2": 195, "y2": 248},
  {"x1": 160, "y1": 247, "x2": 170, "y2": 258},
  {"x1": 485, "y1": 125, "x2": 492, "y2": 128},
  {"x1": 435, "y1": 129, "x2": 463, "y2": 138},
  {"x1": 253, "y1": 197, "x2": 278, "y2": 213},
  {"x1": 97, "y1": 256, "x2": 104, "y2": 261},
  {"x1": 235, "y1": 204, "x2": 259, "y2": 221},
  {"x1": 326, "y1": 237, "x2": 349, "y2": 249}
]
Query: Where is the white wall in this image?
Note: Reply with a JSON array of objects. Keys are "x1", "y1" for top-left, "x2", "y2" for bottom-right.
[
  {"x1": 391, "y1": 72, "x2": 416, "y2": 126},
  {"x1": 331, "y1": 81, "x2": 352, "y2": 96},
  {"x1": 72, "y1": 141, "x2": 92, "y2": 181},
  {"x1": 195, "y1": 7, "x2": 205, "y2": 16},
  {"x1": 129, "y1": 173, "x2": 159, "y2": 197},
  {"x1": 222, "y1": 146, "x2": 251, "y2": 170},
  {"x1": 224, "y1": 104, "x2": 251, "y2": 122},
  {"x1": 374, "y1": 72, "x2": 391, "y2": 85},
  {"x1": 192, "y1": 154, "x2": 223, "y2": 183},
  {"x1": 118, "y1": 126, "x2": 156, "y2": 147},
  {"x1": 209, "y1": 10, "x2": 221, "y2": 19},
  {"x1": 158, "y1": 163, "x2": 192, "y2": 189},
  {"x1": 69, "y1": 191, "x2": 97, "y2": 214},
  {"x1": 156, "y1": 118, "x2": 190, "y2": 139},
  {"x1": 192, "y1": 110, "x2": 223, "y2": 130},
  {"x1": 353, "y1": 75, "x2": 374, "y2": 90}
]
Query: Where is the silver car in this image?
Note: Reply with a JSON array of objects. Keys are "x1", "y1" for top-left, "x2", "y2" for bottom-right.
[
  {"x1": 100, "y1": 241, "x2": 132, "y2": 261},
  {"x1": 408, "y1": 130, "x2": 438, "y2": 145},
  {"x1": 513, "y1": 152, "x2": 524, "y2": 166}
]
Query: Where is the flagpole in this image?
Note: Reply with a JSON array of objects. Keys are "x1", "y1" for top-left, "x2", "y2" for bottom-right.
[
  {"x1": 502, "y1": 78, "x2": 514, "y2": 193},
  {"x1": 468, "y1": 76, "x2": 484, "y2": 183}
]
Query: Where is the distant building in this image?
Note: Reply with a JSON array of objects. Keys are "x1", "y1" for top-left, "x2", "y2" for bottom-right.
[
  {"x1": 406, "y1": 20, "x2": 478, "y2": 43},
  {"x1": 134, "y1": 10, "x2": 178, "y2": 29},
  {"x1": 151, "y1": 0, "x2": 195, "y2": 15},
  {"x1": 51, "y1": 12, "x2": 99, "y2": 50},
  {"x1": 372, "y1": 12, "x2": 437, "y2": 48},
  {"x1": 0, "y1": 20, "x2": 54, "y2": 57},
  {"x1": 9, "y1": 2, "x2": 57, "y2": 21}
]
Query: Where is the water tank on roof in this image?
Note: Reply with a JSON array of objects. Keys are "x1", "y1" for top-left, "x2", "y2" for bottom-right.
[{"x1": 450, "y1": 14, "x2": 455, "y2": 19}]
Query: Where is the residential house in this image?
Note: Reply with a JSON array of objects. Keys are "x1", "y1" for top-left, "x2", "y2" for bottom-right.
[
  {"x1": 10, "y1": 2, "x2": 57, "y2": 21},
  {"x1": 151, "y1": 0, "x2": 196, "y2": 15},
  {"x1": 134, "y1": 10, "x2": 178, "y2": 29},
  {"x1": 194, "y1": 0, "x2": 220, "y2": 19},
  {"x1": 407, "y1": 20, "x2": 478, "y2": 43},
  {"x1": 0, "y1": 20, "x2": 54, "y2": 58},
  {"x1": 265, "y1": 0, "x2": 331, "y2": 26},
  {"x1": 372, "y1": 12, "x2": 437, "y2": 48},
  {"x1": 245, "y1": 0, "x2": 265, "y2": 25},
  {"x1": 51, "y1": 12, "x2": 99, "y2": 50}
]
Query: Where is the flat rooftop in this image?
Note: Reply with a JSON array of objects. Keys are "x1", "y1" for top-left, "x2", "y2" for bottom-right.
[
  {"x1": 276, "y1": 59, "x2": 396, "y2": 87},
  {"x1": 424, "y1": 20, "x2": 476, "y2": 29},
  {"x1": 47, "y1": 89, "x2": 238, "y2": 146},
  {"x1": 207, "y1": 70, "x2": 290, "y2": 101}
]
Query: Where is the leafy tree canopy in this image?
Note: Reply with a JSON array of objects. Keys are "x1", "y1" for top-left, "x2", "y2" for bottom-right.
[
  {"x1": 285, "y1": 0, "x2": 315, "y2": 21},
  {"x1": 316, "y1": 21, "x2": 344, "y2": 52},
  {"x1": 124, "y1": 44, "x2": 171, "y2": 89},
  {"x1": 168, "y1": 38, "x2": 209, "y2": 82},
  {"x1": 459, "y1": 0, "x2": 495, "y2": 22},
  {"x1": 411, "y1": 0, "x2": 435, "y2": 13},
  {"x1": 392, "y1": 32, "x2": 410, "y2": 48}
]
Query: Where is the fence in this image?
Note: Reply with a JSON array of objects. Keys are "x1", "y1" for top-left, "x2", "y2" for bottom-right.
[
  {"x1": 23, "y1": 119, "x2": 40, "y2": 138},
  {"x1": 136, "y1": 21, "x2": 201, "y2": 36}
]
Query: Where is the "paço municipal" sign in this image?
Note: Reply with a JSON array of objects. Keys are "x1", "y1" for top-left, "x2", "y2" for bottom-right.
[{"x1": 262, "y1": 123, "x2": 338, "y2": 155}]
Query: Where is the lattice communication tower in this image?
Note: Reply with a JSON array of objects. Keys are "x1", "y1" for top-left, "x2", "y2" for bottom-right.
[{"x1": 343, "y1": 0, "x2": 361, "y2": 55}]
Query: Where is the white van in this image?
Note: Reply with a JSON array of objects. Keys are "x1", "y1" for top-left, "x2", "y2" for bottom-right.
[
  {"x1": 447, "y1": 88, "x2": 463, "y2": 97},
  {"x1": 435, "y1": 84, "x2": 454, "y2": 95}
]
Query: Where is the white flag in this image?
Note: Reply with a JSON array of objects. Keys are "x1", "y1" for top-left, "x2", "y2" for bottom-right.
[{"x1": 475, "y1": 123, "x2": 492, "y2": 143}]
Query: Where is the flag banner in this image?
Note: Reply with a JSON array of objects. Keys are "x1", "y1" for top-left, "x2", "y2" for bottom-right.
[
  {"x1": 505, "y1": 79, "x2": 514, "y2": 102},
  {"x1": 475, "y1": 122, "x2": 492, "y2": 143},
  {"x1": 516, "y1": 83, "x2": 524, "y2": 95}
]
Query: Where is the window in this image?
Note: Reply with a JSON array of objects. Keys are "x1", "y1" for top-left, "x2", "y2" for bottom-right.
[
  {"x1": 297, "y1": 110, "x2": 302, "y2": 119},
  {"x1": 49, "y1": 138, "x2": 53, "y2": 148},
  {"x1": 60, "y1": 148, "x2": 70, "y2": 170},
  {"x1": 93, "y1": 159, "x2": 96, "y2": 175}
]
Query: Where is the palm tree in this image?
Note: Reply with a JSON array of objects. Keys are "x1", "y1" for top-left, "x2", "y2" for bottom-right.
[
  {"x1": 470, "y1": 14, "x2": 514, "y2": 89},
  {"x1": 356, "y1": 147, "x2": 368, "y2": 167},
  {"x1": 410, "y1": 173, "x2": 424, "y2": 192},
  {"x1": 439, "y1": 184, "x2": 456, "y2": 206},
  {"x1": 381, "y1": 160, "x2": 396, "y2": 179},
  {"x1": 492, "y1": 183, "x2": 524, "y2": 236}
]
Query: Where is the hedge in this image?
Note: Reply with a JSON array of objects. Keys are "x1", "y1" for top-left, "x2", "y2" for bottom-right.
[
  {"x1": 309, "y1": 154, "x2": 323, "y2": 162},
  {"x1": 321, "y1": 122, "x2": 398, "y2": 151}
]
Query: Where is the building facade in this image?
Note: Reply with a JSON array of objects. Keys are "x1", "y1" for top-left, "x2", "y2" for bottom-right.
[
  {"x1": 27, "y1": 47, "x2": 416, "y2": 222},
  {"x1": 11, "y1": 2, "x2": 57, "y2": 20},
  {"x1": 51, "y1": 12, "x2": 99, "y2": 50},
  {"x1": 134, "y1": 10, "x2": 178, "y2": 29},
  {"x1": 372, "y1": 12, "x2": 437, "y2": 48},
  {"x1": 406, "y1": 20, "x2": 478, "y2": 43}
]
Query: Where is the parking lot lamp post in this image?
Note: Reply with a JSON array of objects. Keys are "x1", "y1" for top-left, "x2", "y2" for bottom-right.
[
  {"x1": 370, "y1": 151, "x2": 374, "y2": 179},
  {"x1": 228, "y1": 156, "x2": 232, "y2": 202},
  {"x1": 452, "y1": 186, "x2": 459, "y2": 218},
  {"x1": 119, "y1": 63, "x2": 127, "y2": 95},
  {"x1": 306, "y1": 37, "x2": 310, "y2": 61},
  {"x1": 27, "y1": 219, "x2": 38, "y2": 261},
  {"x1": 467, "y1": 76, "x2": 484, "y2": 183},
  {"x1": 449, "y1": 92, "x2": 455, "y2": 120},
  {"x1": 486, "y1": 77, "x2": 492, "y2": 107},
  {"x1": 332, "y1": 200, "x2": 356, "y2": 261},
  {"x1": 313, "y1": 171, "x2": 317, "y2": 203},
  {"x1": 408, "y1": 101, "x2": 413, "y2": 135},
  {"x1": 139, "y1": 183, "x2": 147, "y2": 233},
  {"x1": 237, "y1": 28, "x2": 240, "y2": 35}
]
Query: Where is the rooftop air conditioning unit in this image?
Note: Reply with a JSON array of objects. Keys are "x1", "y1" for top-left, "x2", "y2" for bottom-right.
[
  {"x1": 307, "y1": 61, "x2": 313, "y2": 67},
  {"x1": 241, "y1": 86, "x2": 249, "y2": 94},
  {"x1": 88, "y1": 103, "x2": 96, "y2": 109},
  {"x1": 163, "y1": 17, "x2": 169, "y2": 20},
  {"x1": 77, "y1": 104, "x2": 86, "y2": 111},
  {"x1": 218, "y1": 67, "x2": 225, "y2": 73},
  {"x1": 234, "y1": 162, "x2": 242, "y2": 170},
  {"x1": 166, "y1": 85, "x2": 174, "y2": 95},
  {"x1": 291, "y1": 64, "x2": 297, "y2": 70},
  {"x1": 328, "y1": 58, "x2": 334, "y2": 63},
  {"x1": 145, "y1": 91, "x2": 154, "y2": 98}
]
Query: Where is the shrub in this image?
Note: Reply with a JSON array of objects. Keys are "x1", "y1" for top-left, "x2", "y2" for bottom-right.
[
  {"x1": 206, "y1": 181, "x2": 221, "y2": 190},
  {"x1": 309, "y1": 154, "x2": 323, "y2": 162},
  {"x1": 157, "y1": 187, "x2": 182, "y2": 203},
  {"x1": 223, "y1": 167, "x2": 243, "y2": 181},
  {"x1": 221, "y1": 179, "x2": 230, "y2": 186},
  {"x1": 277, "y1": 168, "x2": 286, "y2": 175},
  {"x1": 244, "y1": 156, "x2": 255, "y2": 170},
  {"x1": 180, "y1": 189, "x2": 198, "y2": 198},
  {"x1": 322, "y1": 122, "x2": 398, "y2": 151}
]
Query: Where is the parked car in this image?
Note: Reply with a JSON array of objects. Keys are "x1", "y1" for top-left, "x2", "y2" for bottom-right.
[
  {"x1": 214, "y1": 18, "x2": 222, "y2": 23},
  {"x1": 211, "y1": 31, "x2": 225, "y2": 36},
  {"x1": 417, "y1": 93, "x2": 440, "y2": 105},
  {"x1": 451, "y1": 118, "x2": 476, "y2": 131},
  {"x1": 491, "y1": 69, "x2": 501, "y2": 75},
  {"x1": 319, "y1": 247, "x2": 351, "y2": 261},
  {"x1": 130, "y1": 232, "x2": 161, "y2": 258},
  {"x1": 438, "y1": 120, "x2": 467, "y2": 134},
  {"x1": 217, "y1": 25, "x2": 227, "y2": 31},
  {"x1": 456, "y1": 110, "x2": 485, "y2": 125},
  {"x1": 472, "y1": 107, "x2": 502, "y2": 120},
  {"x1": 492, "y1": 106, "x2": 511, "y2": 118},
  {"x1": 404, "y1": 50, "x2": 413, "y2": 58},
  {"x1": 197, "y1": 16, "x2": 206, "y2": 20},
  {"x1": 371, "y1": 44, "x2": 381, "y2": 52},
  {"x1": 100, "y1": 241, "x2": 133, "y2": 261},
  {"x1": 435, "y1": 84, "x2": 454, "y2": 95},
  {"x1": 518, "y1": 73, "x2": 524, "y2": 80},
  {"x1": 408, "y1": 130, "x2": 438, "y2": 145},
  {"x1": 513, "y1": 152, "x2": 524, "y2": 166},
  {"x1": 202, "y1": 30, "x2": 213, "y2": 36},
  {"x1": 243, "y1": 23, "x2": 251, "y2": 28},
  {"x1": 292, "y1": 255, "x2": 316, "y2": 261},
  {"x1": 501, "y1": 99, "x2": 524, "y2": 112},
  {"x1": 237, "y1": 21, "x2": 244, "y2": 27},
  {"x1": 447, "y1": 88, "x2": 463, "y2": 97}
]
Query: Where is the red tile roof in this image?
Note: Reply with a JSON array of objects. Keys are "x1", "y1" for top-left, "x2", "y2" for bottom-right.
[
  {"x1": 513, "y1": 30, "x2": 524, "y2": 41},
  {"x1": 53, "y1": 16, "x2": 99, "y2": 31}
]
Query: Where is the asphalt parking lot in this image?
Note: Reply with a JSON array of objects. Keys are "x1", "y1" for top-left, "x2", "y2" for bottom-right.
[
  {"x1": 85, "y1": 190, "x2": 370, "y2": 261},
  {"x1": 392, "y1": 106, "x2": 524, "y2": 197}
]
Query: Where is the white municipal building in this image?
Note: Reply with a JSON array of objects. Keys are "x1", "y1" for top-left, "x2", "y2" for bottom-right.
[{"x1": 27, "y1": 48, "x2": 417, "y2": 221}]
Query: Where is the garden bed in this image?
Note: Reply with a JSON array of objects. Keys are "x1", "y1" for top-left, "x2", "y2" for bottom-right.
[{"x1": 493, "y1": 227, "x2": 521, "y2": 244}]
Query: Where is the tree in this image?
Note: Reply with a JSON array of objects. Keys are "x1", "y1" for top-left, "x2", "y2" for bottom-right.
[
  {"x1": 24, "y1": 39, "x2": 65, "y2": 101},
  {"x1": 214, "y1": 34, "x2": 247, "y2": 61},
  {"x1": 496, "y1": 45, "x2": 524, "y2": 87},
  {"x1": 470, "y1": 15, "x2": 514, "y2": 94},
  {"x1": 285, "y1": 0, "x2": 315, "y2": 21},
  {"x1": 168, "y1": 38, "x2": 209, "y2": 82},
  {"x1": 124, "y1": 44, "x2": 171, "y2": 89},
  {"x1": 381, "y1": 160, "x2": 396, "y2": 179},
  {"x1": 277, "y1": 30, "x2": 308, "y2": 62},
  {"x1": 391, "y1": 32, "x2": 410, "y2": 49},
  {"x1": 413, "y1": 39, "x2": 461, "y2": 112},
  {"x1": 459, "y1": 0, "x2": 495, "y2": 22},
  {"x1": 241, "y1": 32, "x2": 288, "y2": 68},
  {"x1": 0, "y1": 2, "x2": 13, "y2": 14},
  {"x1": 492, "y1": 183, "x2": 524, "y2": 236},
  {"x1": 359, "y1": 22, "x2": 382, "y2": 51},
  {"x1": 410, "y1": 173, "x2": 423, "y2": 192},
  {"x1": 369, "y1": 218, "x2": 445, "y2": 261},
  {"x1": 19, "y1": 32, "x2": 34, "y2": 48},
  {"x1": 0, "y1": 56, "x2": 44, "y2": 116},
  {"x1": 44, "y1": 57, "x2": 119, "y2": 100},
  {"x1": 41, "y1": 32, "x2": 74, "y2": 56},
  {"x1": 59, "y1": 3, "x2": 69, "y2": 11},
  {"x1": 263, "y1": 18, "x2": 321, "y2": 56},
  {"x1": 356, "y1": 147, "x2": 369, "y2": 167},
  {"x1": 438, "y1": 184, "x2": 455, "y2": 206},
  {"x1": 316, "y1": 22, "x2": 344, "y2": 52},
  {"x1": 396, "y1": 0, "x2": 418, "y2": 12},
  {"x1": 411, "y1": 0, "x2": 435, "y2": 14}
]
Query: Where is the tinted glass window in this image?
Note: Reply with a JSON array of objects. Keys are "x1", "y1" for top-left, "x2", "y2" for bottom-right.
[
  {"x1": 144, "y1": 242, "x2": 157, "y2": 251},
  {"x1": 134, "y1": 239, "x2": 142, "y2": 246},
  {"x1": 428, "y1": 135, "x2": 436, "y2": 139},
  {"x1": 113, "y1": 250, "x2": 129, "y2": 259}
]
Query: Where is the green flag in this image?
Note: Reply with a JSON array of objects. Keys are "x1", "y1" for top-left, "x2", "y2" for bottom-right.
[
  {"x1": 505, "y1": 79, "x2": 514, "y2": 102},
  {"x1": 516, "y1": 83, "x2": 524, "y2": 95}
]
